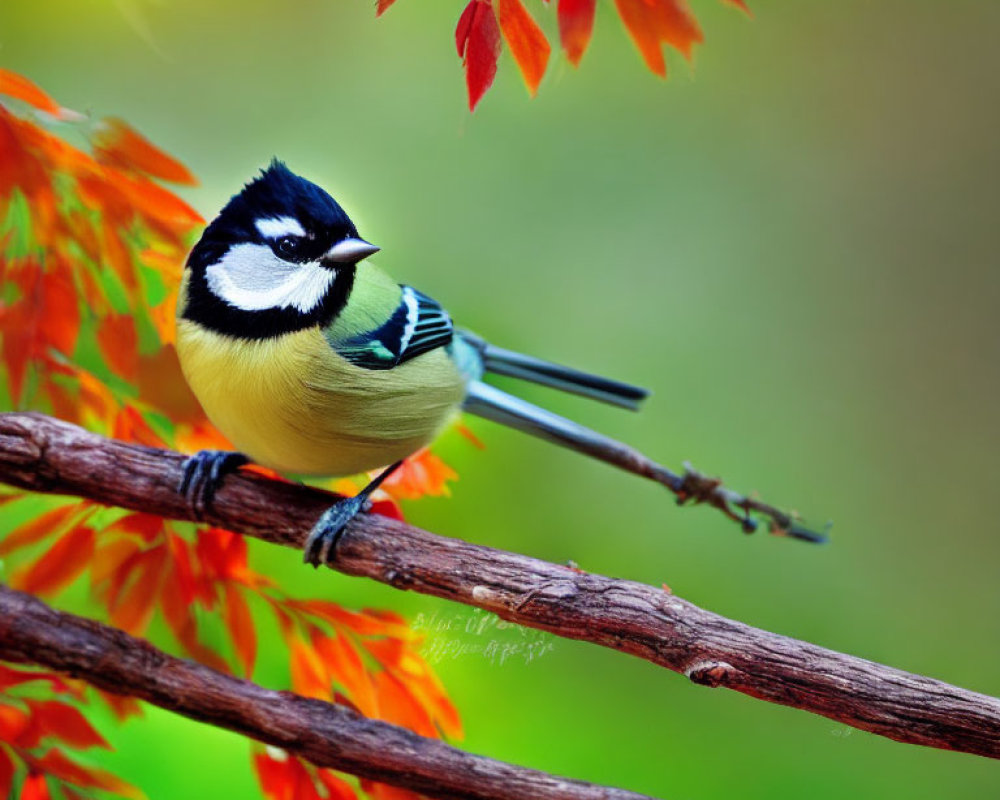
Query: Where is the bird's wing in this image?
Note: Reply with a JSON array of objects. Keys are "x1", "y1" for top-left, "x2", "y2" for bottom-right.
[{"x1": 329, "y1": 285, "x2": 454, "y2": 370}]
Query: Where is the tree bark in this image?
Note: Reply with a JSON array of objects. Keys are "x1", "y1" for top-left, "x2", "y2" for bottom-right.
[
  {"x1": 0, "y1": 412, "x2": 998, "y2": 760},
  {"x1": 0, "y1": 586, "x2": 654, "y2": 800}
]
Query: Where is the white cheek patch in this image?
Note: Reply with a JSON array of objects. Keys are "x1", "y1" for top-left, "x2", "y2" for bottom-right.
[
  {"x1": 206, "y1": 243, "x2": 335, "y2": 313},
  {"x1": 255, "y1": 216, "x2": 306, "y2": 239}
]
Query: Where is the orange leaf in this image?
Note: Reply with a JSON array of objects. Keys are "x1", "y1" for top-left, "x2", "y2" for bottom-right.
[
  {"x1": 496, "y1": 0, "x2": 551, "y2": 96},
  {"x1": 136, "y1": 345, "x2": 204, "y2": 425},
  {"x1": 557, "y1": 0, "x2": 596, "y2": 66},
  {"x1": 0, "y1": 502, "x2": 87, "y2": 557},
  {"x1": 99, "y1": 219, "x2": 136, "y2": 294},
  {"x1": 371, "y1": 671, "x2": 438, "y2": 738},
  {"x1": 24, "y1": 700, "x2": 109, "y2": 750},
  {"x1": 650, "y1": 0, "x2": 702, "y2": 60},
  {"x1": 614, "y1": 0, "x2": 666, "y2": 76},
  {"x1": 96, "y1": 313, "x2": 138, "y2": 381},
  {"x1": 364, "y1": 639, "x2": 463, "y2": 739},
  {"x1": 93, "y1": 118, "x2": 197, "y2": 186},
  {"x1": 19, "y1": 773, "x2": 51, "y2": 800},
  {"x1": 374, "y1": 0, "x2": 397, "y2": 16},
  {"x1": 614, "y1": 0, "x2": 703, "y2": 76},
  {"x1": 0, "y1": 70, "x2": 62, "y2": 116},
  {"x1": 96, "y1": 690, "x2": 143, "y2": 722},
  {"x1": 31, "y1": 750, "x2": 143, "y2": 799},
  {"x1": 293, "y1": 601, "x2": 413, "y2": 639},
  {"x1": 314, "y1": 633, "x2": 376, "y2": 716},
  {"x1": 456, "y1": 0, "x2": 502, "y2": 111},
  {"x1": 10, "y1": 525, "x2": 95, "y2": 597},
  {"x1": 223, "y1": 585, "x2": 257, "y2": 676},
  {"x1": 289, "y1": 638, "x2": 330, "y2": 700},
  {"x1": 112, "y1": 406, "x2": 166, "y2": 449},
  {"x1": 381, "y1": 449, "x2": 457, "y2": 501}
]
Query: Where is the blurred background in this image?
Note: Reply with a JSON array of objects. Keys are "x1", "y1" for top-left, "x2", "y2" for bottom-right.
[{"x1": 2, "y1": 0, "x2": 999, "y2": 797}]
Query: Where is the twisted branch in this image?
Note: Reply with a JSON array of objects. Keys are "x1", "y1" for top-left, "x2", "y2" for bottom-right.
[
  {"x1": 0, "y1": 412, "x2": 997, "y2": 760},
  {"x1": 0, "y1": 586, "x2": 653, "y2": 800}
]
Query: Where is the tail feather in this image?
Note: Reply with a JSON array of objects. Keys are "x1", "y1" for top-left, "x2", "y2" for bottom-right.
[
  {"x1": 459, "y1": 332, "x2": 649, "y2": 411},
  {"x1": 462, "y1": 380, "x2": 827, "y2": 544},
  {"x1": 462, "y1": 380, "x2": 674, "y2": 486}
]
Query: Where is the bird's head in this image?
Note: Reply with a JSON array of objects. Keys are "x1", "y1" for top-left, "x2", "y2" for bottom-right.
[{"x1": 181, "y1": 160, "x2": 378, "y2": 339}]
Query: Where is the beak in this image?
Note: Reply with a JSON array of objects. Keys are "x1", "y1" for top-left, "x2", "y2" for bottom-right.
[{"x1": 322, "y1": 237, "x2": 380, "y2": 265}]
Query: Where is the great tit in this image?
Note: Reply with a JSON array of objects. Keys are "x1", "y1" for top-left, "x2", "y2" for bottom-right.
[{"x1": 175, "y1": 161, "x2": 821, "y2": 566}]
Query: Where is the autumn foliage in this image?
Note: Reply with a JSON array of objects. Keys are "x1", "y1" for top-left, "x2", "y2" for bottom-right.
[
  {"x1": 0, "y1": 70, "x2": 462, "y2": 800},
  {"x1": 378, "y1": 0, "x2": 749, "y2": 109}
]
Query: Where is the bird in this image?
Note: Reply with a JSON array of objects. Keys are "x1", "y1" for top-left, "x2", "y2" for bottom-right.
[{"x1": 175, "y1": 161, "x2": 824, "y2": 566}]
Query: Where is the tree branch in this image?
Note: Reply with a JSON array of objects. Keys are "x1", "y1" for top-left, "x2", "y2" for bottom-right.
[
  {"x1": 0, "y1": 585, "x2": 654, "y2": 800},
  {"x1": 0, "y1": 412, "x2": 998, "y2": 760}
]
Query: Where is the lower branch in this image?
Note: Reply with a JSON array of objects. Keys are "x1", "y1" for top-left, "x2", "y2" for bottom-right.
[
  {"x1": 0, "y1": 586, "x2": 654, "y2": 800},
  {"x1": 0, "y1": 413, "x2": 998, "y2": 759}
]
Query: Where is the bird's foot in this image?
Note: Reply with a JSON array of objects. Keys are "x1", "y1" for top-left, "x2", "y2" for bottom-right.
[
  {"x1": 302, "y1": 460, "x2": 403, "y2": 568},
  {"x1": 178, "y1": 450, "x2": 249, "y2": 519},
  {"x1": 303, "y1": 495, "x2": 370, "y2": 568}
]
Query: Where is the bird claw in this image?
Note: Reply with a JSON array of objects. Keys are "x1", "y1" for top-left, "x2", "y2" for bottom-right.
[
  {"x1": 178, "y1": 450, "x2": 249, "y2": 519},
  {"x1": 303, "y1": 495, "x2": 366, "y2": 568}
]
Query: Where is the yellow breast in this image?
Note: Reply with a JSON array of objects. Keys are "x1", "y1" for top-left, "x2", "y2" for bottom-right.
[{"x1": 175, "y1": 320, "x2": 466, "y2": 476}]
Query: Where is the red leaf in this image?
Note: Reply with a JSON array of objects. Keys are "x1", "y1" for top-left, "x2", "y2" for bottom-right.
[
  {"x1": 456, "y1": 0, "x2": 502, "y2": 111},
  {"x1": 369, "y1": 497, "x2": 404, "y2": 522},
  {"x1": 96, "y1": 313, "x2": 138, "y2": 381},
  {"x1": 375, "y1": 0, "x2": 397, "y2": 16},
  {"x1": 0, "y1": 70, "x2": 62, "y2": 116},
  {"x1": 93, "y1": 118, "x2": 197, "y2": 186},
  {"x1": 557, "y1": 0, "x2": 596, "y2": 66},
  {"x1": 0, "y1": 704, "x2": 30, "y2": 745},
  {"x1": 496, "y1": 0, "x2": 551, "y2": 96},
  {"x1": 0, "y1": 665, "x2": 68, "y2": 694},
  {"x1": 316, "y1": 771, "x2": 358, "y2": 800},
  {"x1": 0, "y1": 747, "x2": 13, "y2": 800},
  {"x1": 159, "y1": 554, "x2": 230, "y2": 673},
  {"x1": 10, "y1": 525, "x2": 95, "y2": 597},
  {"x1": 40, "y1": 270, "x2": 80, "y2": 357},
  {"x1": 253, "y1": 752, "x2": 321, "y2": 800},
  {"x1": 0, "y1": 503, "x2": 86, "y2": 557},
  {"x1": 24, "y1": 700, "x2": 109, "y2": 750},
  {"x1": 223, "y1": 585, "x2": 257, "y2": 676},
  {"x1": 20, "y1": 773, "x2": 51, "y2": 800},
  {"x1": 109, "y1": 546, "x2": 166, "y2": 635},
  {"x1": 254, "y1": 752, "x2": 292, "y2": 800}
]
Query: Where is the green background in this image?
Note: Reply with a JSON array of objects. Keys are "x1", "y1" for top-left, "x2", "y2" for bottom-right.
[{"x1": 2, "y1": 0, "x2": 999, "y2": 797}]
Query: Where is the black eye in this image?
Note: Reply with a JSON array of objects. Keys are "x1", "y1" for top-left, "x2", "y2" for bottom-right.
[{"x1": 275, "y1": 236, "x2": 300, "y2": 259}]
